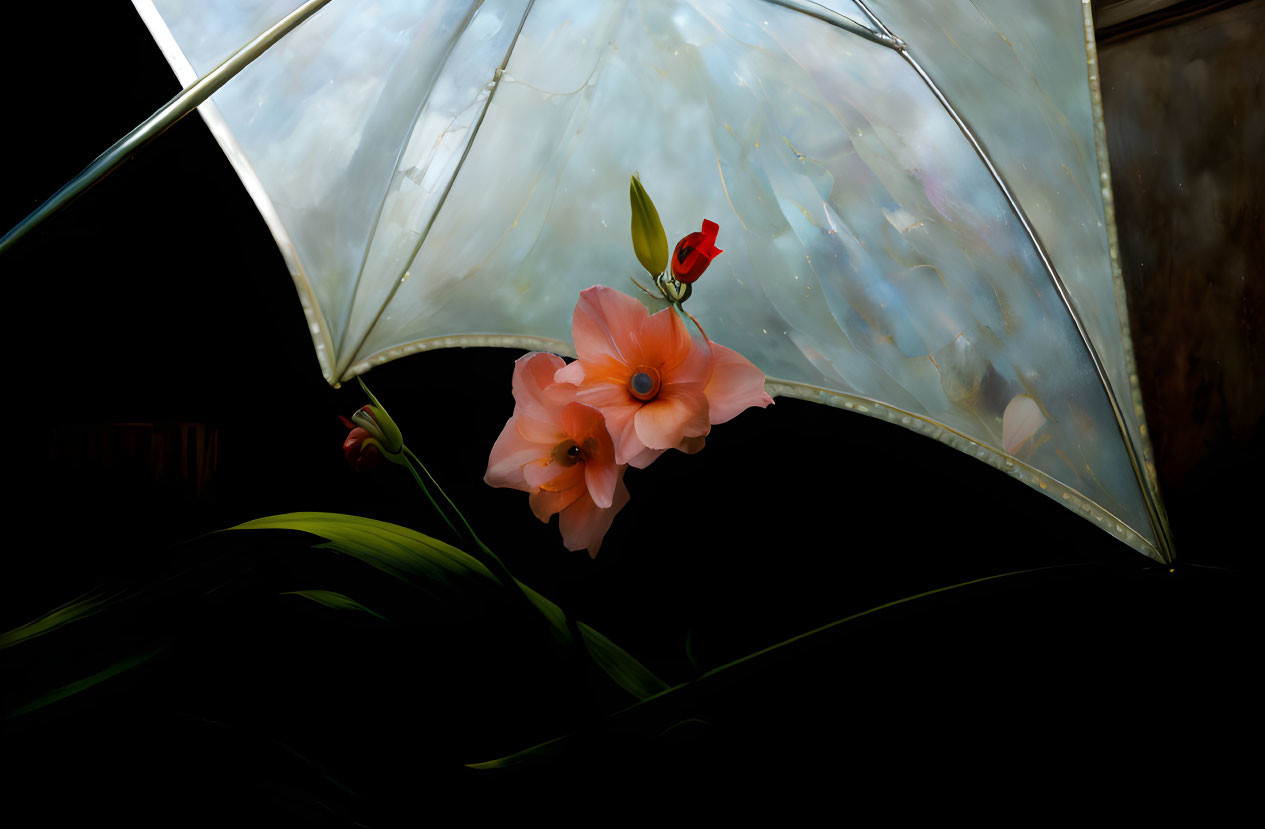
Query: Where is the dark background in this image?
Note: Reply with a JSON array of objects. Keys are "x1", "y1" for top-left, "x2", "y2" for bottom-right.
[{"x1": 1, "y1": 3, "x2": 1256, "y2": 822}]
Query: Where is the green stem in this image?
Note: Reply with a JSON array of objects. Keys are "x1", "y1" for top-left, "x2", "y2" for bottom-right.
[
  {"x1": 403, "y1": 447, "x2": 491, "y2": 553},
  {"x1": 402, "y1": 447, "x2": 601, "y2": 677},
  {"x1": 402, "y1": 447, "x2": 523, "y2": 593},
  {"x1": 400, "y1": 454, "x2": 462, "y2": 543}
]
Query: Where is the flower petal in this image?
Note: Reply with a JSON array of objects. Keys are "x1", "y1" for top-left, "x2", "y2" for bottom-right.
[
  {"x1": 594, "y1": 399, "x2": 647, "y2": 466},
  {"x1": 571, "y1": 285, "x2": 647, "y2": 365},
  {"x1": 573, "y1": 372, "x2": 636, "y2": 417},
  {"x1": 516, "y1": 414, "x2": 567, "y2": 445},
  {"x1": 634, "y1": 306, "x2": 693, "y2": 374},
  {"x1": 1002, "y1": 394, "x2": 1046, "y2": 454},
  {"x1": 558, "y1": 467, "x2": 631, "y2": 557},
  {"x1": 704, "y1": 343, "x2": 773, "y2": 424},
  {"x1": 581, "y1": 354, "x2": 638, "y2": 388},
  {"x1": 554, "y1": 360, "x2": 586, "y2": 386},
  {"x1": 512, "y1": 352, "x2": 572, "y2": 423},
  {"x1": 633, "y1": 385, "x2": 710, "y2": 449},
  {"x1": 529, "y1": 483, "x2": 586, "y2": 522},
  {"x1": 561, "y1": 402, "x2": 617, "y2": 509},
  {"x1": 584, "y1": 463, "x2": 617, "y2": 509},
  {"x1": 524, "y1": 459, "x2": 584, "y2": 491},
  {"x1": 677, "y1": 435, "x2": 706, "y2": 455},
  {"x1": 674, "y1": 331, "x2": 715, "y2": 386},
  {"x1": 628, "y1": 433, "x2": 700, "y2": 468},
  {"x1": 485, "y1": 417, "x2": 549, "y2": 491},
  {"x1": 626, "y1": 444, "x2": 666, "y2": 469}
]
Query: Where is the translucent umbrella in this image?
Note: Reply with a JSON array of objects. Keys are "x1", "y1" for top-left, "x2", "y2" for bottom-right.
[{"x1": 6, "y1": 0, "x2": 1173, "y2": 562}]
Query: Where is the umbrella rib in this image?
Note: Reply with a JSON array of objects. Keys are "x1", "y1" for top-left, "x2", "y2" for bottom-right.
[
  {"x1": 335, "y1": 0, "x2": 538, "y2": 381},
  {"x1": 1081, "y1": 0, "x2": 1173, "y2": 554},
  {"x1": 335, "y1": 0, "x2": 898, "y2": 379},
  {"x1": 334, "y1": 0, "x2": 490, "y2": 365},
  {"x1": 0, "y1": 0, "x2": 336, "y2": 256},
  {"x1": 760, "y1": 0, "x2": 903, "y2": 49},
  {"x1": 850, "y1": 0, "x2": 895, "y2": 38},
  {"x1": 850, "y1": 0, "x2": 1174, "y2": 563}
]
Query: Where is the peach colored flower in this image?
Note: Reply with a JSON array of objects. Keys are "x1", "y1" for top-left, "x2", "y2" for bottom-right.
[
  {"x1": 485, "y1": 351, "x2": 629, "y2": 557},
  {"x1": 554, "y1": 285, "x2": 773, "y2": 467}
]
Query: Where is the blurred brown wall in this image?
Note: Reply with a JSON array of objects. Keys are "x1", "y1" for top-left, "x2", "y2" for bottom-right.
[{"x1": 1096, "y1": 0, "x2": 1263, "y2": 553}]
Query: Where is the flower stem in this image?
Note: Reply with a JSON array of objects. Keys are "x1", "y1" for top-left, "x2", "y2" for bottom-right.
[
  {"x1": 402, "y1": 447, "x2": 603, "y2": 679},
  {"x1": 402, "y1": 446, "x2": 515, "y2": 585},
  {"x1": 400, "y1": 453, "x2": 463, "y2": 543}
]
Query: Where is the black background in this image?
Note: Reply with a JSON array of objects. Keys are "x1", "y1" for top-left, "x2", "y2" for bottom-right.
[{"x1": 1, "y1": 5, "x2": 1253, "y2": 823}]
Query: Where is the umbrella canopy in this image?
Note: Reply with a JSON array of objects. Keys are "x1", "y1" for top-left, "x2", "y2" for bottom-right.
[{"x1": 131, "y1": 0, "x2": 1171, "y2": 561}]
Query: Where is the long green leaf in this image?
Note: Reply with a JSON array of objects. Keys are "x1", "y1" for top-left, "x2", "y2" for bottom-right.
[
  {"x1": 514, "y1": 579, "x2": 573, "y2": 648},
  {"x1": 468, "y1": 565, "x2": 1086, "y2": 768},
  {"x1": 466, "y1": 733, "x2": 571, "y2": 770},
  {"x1": 577, "y1": 622, "x2": 670, "y2": 699},
  {"x1": 0, "y1": 590, "x2": 123, "y2": 650},
  {"x1": 229, "y1": 513, "x2": 667, "y2": 701},
  {"x1": 228, "y1": 512, "x2": 498, "y2": 587},
  {"x1": 514, "y1": 580, "x2": 667, "y2": 700},
  {"x1": 281, "y1": 590, "x2": 389, "y2": 622},
  {"x1": 8, "y1": 648, "x2": 164, "y2": 718}
]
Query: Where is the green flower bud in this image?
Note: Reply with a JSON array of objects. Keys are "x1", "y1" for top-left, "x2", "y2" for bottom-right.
[
  {"x1": 629, "y1": 174, "x2": 669, "y2": 277},
  {"x1": 353, "y1": 377, "x2": 404, "y2": 458}
]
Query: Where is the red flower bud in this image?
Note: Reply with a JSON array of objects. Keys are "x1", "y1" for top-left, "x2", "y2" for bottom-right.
[
  {"x1": 342, "y1": 426, "x2": 383, "y2": 471},
  {"x1": 670, "y1": 220, "x2": 722, "y2": 284},
  {"x1": 338, "y1": 391, "x2": 405, "y2": 472}
]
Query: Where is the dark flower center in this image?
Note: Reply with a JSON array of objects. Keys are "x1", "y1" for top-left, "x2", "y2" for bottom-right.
[
  {"x1": 552, "y1": 439, "x2": 583, "y2": 467},
  {"x1": 553, "y1": 437, "x2": 599, "y2": 467},
  {"x1": 628, "y1": 366, "x2": 662, "y2": 401}
]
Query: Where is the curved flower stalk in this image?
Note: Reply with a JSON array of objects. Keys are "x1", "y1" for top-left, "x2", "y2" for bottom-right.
[
  {"x1": 486, "y1": 352, "x2": 630, "y2": 557},
  {"x1": 340, "y1": 377, "x2": 487, "y2": 558},
  {"x1": 555, "y1": 286, "x2": 773, "y2": 468}
]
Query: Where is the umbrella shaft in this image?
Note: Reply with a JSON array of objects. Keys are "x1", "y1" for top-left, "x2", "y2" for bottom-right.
[{"x1": 0, "y1": 0, "x2": 336, "y2": 256}]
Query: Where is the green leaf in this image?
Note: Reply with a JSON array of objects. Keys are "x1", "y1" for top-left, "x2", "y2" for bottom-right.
[
  {"x1": 229, "y1": 513, "x2": 668, "y2": 701},
  {"x1": 8, "y1": 648, "x2": 164, "y2": 718},
  {"x1": 0, "y1": 590, "x2": 123, "y2": 650},
  {"x1": 577, "y1": 622, "x2": 670, "y2": 700},
  {"x1": 466, "y1": 733, "x2": 570, "y2": 770},
  {"x1": 228, "y1": 512, "x2": 499, "y2": 590},
  {"x1": 513, "y1": 579, "x2": 574, "y2": 649},
  {"x1": 514, "y1": 579, "x2": 667, "y2": 701},
  {"x1": 468, "y1": 565, "x2": 1088, "y2": 769},
  {"x1": 685, "y1": 628, "x2": 699, "y2": 671},
  {"x1": 281, "y1": 590, "x2": 389, "y2": 622},
  {"x1": 629, "y1": 174, "x2": 669, "y2": 276}
]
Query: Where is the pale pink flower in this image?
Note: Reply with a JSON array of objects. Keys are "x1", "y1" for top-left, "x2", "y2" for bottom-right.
[
  {"x1": 554, "y1": 285, "x2": 773, "y2": 467},
  {"x1": 485, "y1": 351, "x2": 629, "y2": 557}
]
